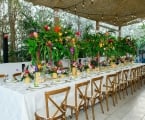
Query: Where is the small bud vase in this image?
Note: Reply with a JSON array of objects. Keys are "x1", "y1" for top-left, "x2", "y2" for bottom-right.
[
  {"x1": 24, "y1": 74, "x2": 30, "y2": 84},
  {"x1": 72, "y1": 67, "x2": 77, "y2": 76},
  {"x1": 52, "y1": 73, "x2": 58, "y2": 79}
]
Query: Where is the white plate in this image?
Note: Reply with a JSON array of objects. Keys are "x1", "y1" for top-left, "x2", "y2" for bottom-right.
[
  {"x1": 53, "y1": 80, "x2": 65, "y2": 84},
  {"x1": 29, "y1": 84, "x2": 46, "y2": 89}
]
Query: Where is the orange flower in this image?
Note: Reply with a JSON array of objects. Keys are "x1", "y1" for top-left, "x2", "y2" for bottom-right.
[{"x1": 54, "y1": 26, "x2": 61, "y2": 33}]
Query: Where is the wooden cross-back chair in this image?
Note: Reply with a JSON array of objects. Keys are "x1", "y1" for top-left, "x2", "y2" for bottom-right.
[
  {"x1": 103, "y1": 73, "x2": 117, "y2": 111},
  {"x1": 120, "y1": 69, "x2": 129, "y2": 98},
  {"x1": 136, "y1": 66, "x2": 143, "y2": 88},
  {"x1": 115, "y1": 70, "x2": 122, "y2": 100},
  {"x1": 89, "y1": 76, "x2": 104, "y2": 120},
  {"x1": 128, "y1": 68, "x2": 136, "y2": 95},
  {"x1": 66, "y1": 80, "x2": 90, "y2": 120},
  {"x1": 141, "y1": 65, "x2": 145, "y2": 84},
  {"x1": 35, "y1": 86, "x2": 70, "y2": 120}
]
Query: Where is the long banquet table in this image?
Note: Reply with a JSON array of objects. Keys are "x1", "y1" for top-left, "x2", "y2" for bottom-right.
[{"x1": 0, "y1": 63, "x2": 143, "y2": 120}]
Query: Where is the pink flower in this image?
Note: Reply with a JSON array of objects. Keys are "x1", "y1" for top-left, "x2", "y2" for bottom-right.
[
  {"x1": 70, "y1": 47, "x2": 74, "y2": 54},
  {"x1": 108, "y1": 39, "x2": 113, "y2": 43},
  {"x1": 25, "y1": 70, "x2": 29, "y2": 74},
  {"x1": 32, "y1": 32, "x2": 38, "y2": 38},
  {"x1": 75, "y1": 31, "x2": 81, "y2": 36},
  {"x1": 44, "y1": 25, "x2": 50, "y2": 31},
  {"x1": 72, "y1": 61, "x2": 78, "y2": 67},
  {"x1": 46, "y1": 41, "x2": 53, "y2": 47}
]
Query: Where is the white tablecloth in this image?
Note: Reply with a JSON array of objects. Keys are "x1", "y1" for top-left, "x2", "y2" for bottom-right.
[{"x1": 0, "y1": 63, "x2": 143, "y2": 120}]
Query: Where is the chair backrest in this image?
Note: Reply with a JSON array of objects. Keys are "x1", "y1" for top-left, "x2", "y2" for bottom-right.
[
  {"x1": 116, "y1": 71, "x2": 122, "y2": 84},
  {"x1": 105, "y1": 73, "x2": 117, "y2": 91},
  {"x1": 122, "y1": 69, "x2": 129, "y2": 82},
  {"x1": 75, "y1": 80, "x2": 90, "y2": 107},
  {"x1": 91, "y1": 76, "x2": 103, "y2": 97},
  {"x1": 45, "y1": 86, "x2": 70, "y2": 119},
  {"x1": 136, "y1": 66, "x2": 142, "y2": 76},
  {"x1": 0, "y1": 74, "x2": 6, "y2": 81},
  {"x1": 13, "y1": 72, "x2": 22, "y2": 80},
  {"x1": 129, "y1": 68, "x2": 136, "y2": 80},
  {"x1": 0, "y1": 74, "x2": 6, "y2": 78},
  {"x1": 142, "y1": 65, "x2": 145, "y2": 73}
]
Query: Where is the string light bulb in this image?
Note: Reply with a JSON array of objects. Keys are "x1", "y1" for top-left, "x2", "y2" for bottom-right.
[
  {"x1": 74, "y1": 5, "x2": 77, "y2": 11},
  {"x1": 82, "y1": 0, "x2": 85, "y2": 8},
  {"x1": 91, "y1": 0, "x2": 94, "y2": 4},
  {"x1": 101, "y1": 14, "x2": 104, "y2": 20},
  {"x1": 87, "y1": 14, "x2": 90, "y2": 19}
]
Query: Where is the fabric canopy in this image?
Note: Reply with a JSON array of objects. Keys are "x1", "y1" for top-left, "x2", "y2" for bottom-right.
[{"x1": 25, "y1": 0, "x2": 145, "y2": 26}]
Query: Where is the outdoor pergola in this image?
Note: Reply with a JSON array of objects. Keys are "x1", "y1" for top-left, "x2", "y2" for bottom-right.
[{"x1": 25, "y1": 0, "x2": 145, "y2": 27}]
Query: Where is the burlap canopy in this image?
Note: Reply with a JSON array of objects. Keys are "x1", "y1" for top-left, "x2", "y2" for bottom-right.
[{"x1": 25, "y1": 0, "x2": 145, "y2": 26}]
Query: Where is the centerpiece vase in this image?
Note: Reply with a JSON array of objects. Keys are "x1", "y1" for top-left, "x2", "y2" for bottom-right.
[
  {"x1": 86, "y1": 68, "x2": 90, "y2": 74},
  {"x1": 72, "y1": 67, "x2": 77, "y2": 76},
  {"x1": 24, "y1": 74, "x2": 31, "y2": 84},
  {"x1": 34, "y1": 72, "x2": 40, "y2": 87},
  {"x1": 52, "y1": 73, "x2": 58, "y2": 79}
]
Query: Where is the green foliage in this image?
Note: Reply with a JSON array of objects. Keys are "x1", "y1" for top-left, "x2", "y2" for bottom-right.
[
  {"x1": 116, "y1": 36, "x2": 137, "y2": 56},
  {"x1": 23, "y1": 16, "x2": 137, "y2": 64}
]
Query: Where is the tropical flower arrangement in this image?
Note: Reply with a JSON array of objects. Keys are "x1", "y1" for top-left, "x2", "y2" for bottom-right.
[
  {"x1": 24, "y1": 21, "x2": 137, "y2": 73},
  {"x1": 24, "y1": 23, "x2": 80, "y2": 67}
]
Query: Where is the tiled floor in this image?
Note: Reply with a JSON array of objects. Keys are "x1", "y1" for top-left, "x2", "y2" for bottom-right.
[{"x1": 68, "y1": 85, "x2": 145, "y2": 120}]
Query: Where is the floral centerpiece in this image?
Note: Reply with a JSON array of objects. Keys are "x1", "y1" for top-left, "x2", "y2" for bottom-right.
[{"x1": 21, "y1": 65, "x2": 35, "y2": 83}]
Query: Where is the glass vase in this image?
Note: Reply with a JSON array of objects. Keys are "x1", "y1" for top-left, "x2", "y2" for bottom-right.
[{"x1": 34, "y1": 72, "x2": 40, "y2": 87}]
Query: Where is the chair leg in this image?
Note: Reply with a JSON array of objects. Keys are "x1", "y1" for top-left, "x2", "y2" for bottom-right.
[
  {"x1": 140, "y1": 76, "x2": 143, "y2": 87},
  {"x1": 111, "y1": 94, "x2": 116, "y2": 107},
  {"x1": 105, "y1": 94, "x2": 109, "y2": 111},
  {"x1": 84, "y1": 103, "x2": 89, "y2": 120},
  {"x1": 75, "y1": 110, "x2": 79, "y2": 120},
  {"x1": 120, "y1": 85, "x2": 125, "y2": 99},
  {"x1": 71, "y1": 108, "x2": 73, "y2": 118},
  {"x1": 91, "y1": 99, "x2": 95, "y2": 120},
  {"x1": 132, "y1": 80, "x2": 136, "y2": 92},
  {"x1": 118, "y1": 87, "x2": 121, "y2": 100},
  {"x1": 99, "y1": 98, "x2": 104, "y2": 113},
  {"x1": 130, "y1": 82, "x2": 133, "y2": 95},
  {"x1": 125, "y1": 83, "x2": 128, "y2": 96},
  {"x1": 115, "y1": 91, "x2": 118, "y2": 104}
]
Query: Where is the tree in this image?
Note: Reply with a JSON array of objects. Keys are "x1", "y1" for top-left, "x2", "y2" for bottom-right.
[{"x1": 8, "y1": 0, "x2": 20, "y2": 62}]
